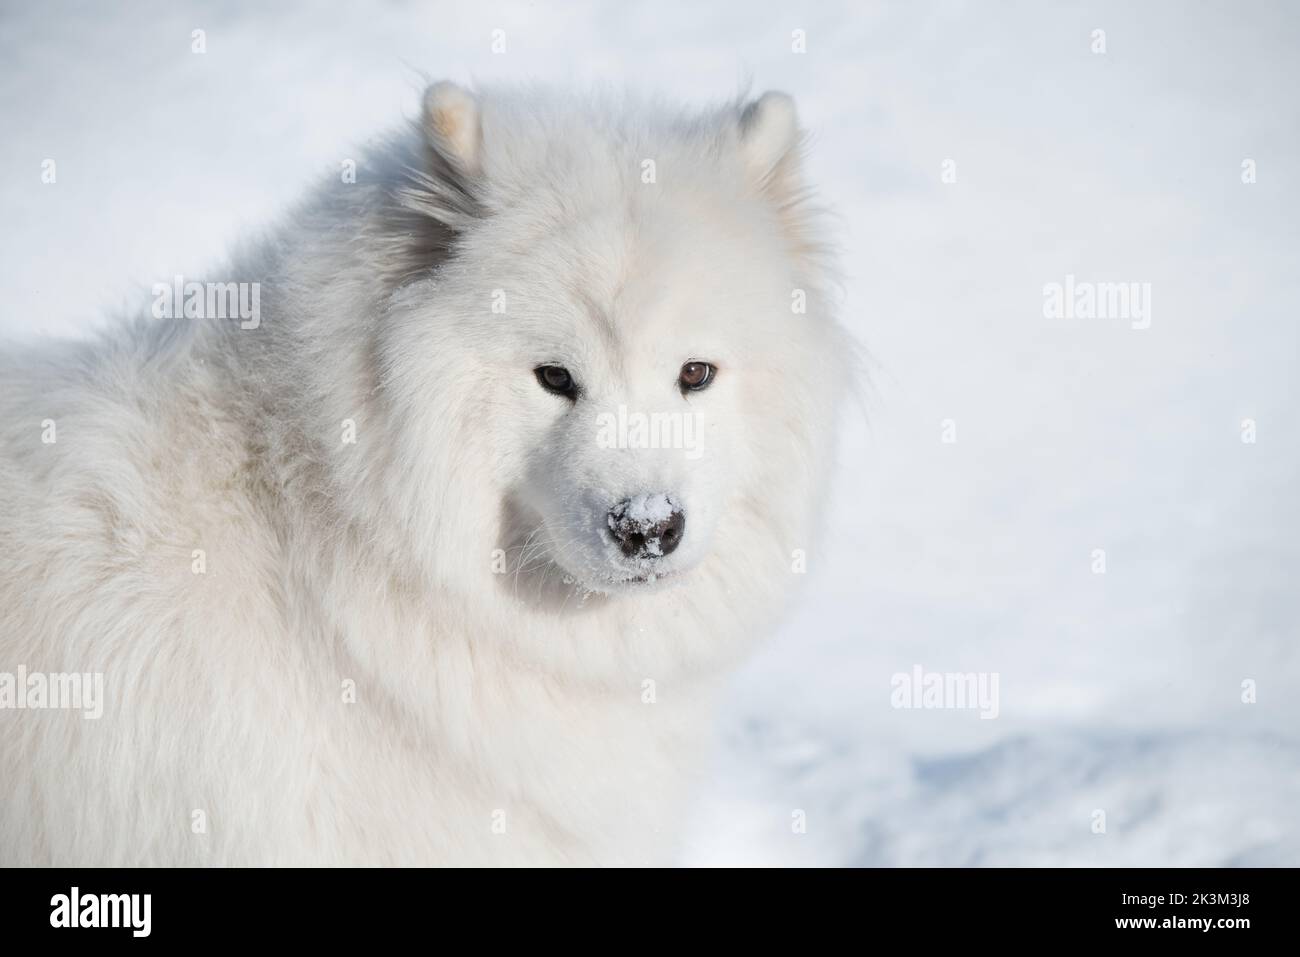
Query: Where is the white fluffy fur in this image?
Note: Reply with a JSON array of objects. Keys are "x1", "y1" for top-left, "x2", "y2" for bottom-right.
[{"x1": 0, "y1": 83, "x2": 849, "y2": 865}]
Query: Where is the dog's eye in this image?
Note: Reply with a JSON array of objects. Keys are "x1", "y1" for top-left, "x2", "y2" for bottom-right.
[
  {"x1": 535, "y1": 365, "x2": 578, "y2": 399},
  {"x1": 678, "y1": 361, "x2": 716, "y2": 393}
]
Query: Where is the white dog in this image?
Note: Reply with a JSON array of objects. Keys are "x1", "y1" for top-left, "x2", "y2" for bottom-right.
[{"x1": 0, "y1": 82, "x2": 849, "y2": 865}]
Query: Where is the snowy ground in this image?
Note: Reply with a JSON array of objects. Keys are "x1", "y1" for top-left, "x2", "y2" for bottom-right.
[{"x1": 2, "y1": 1, "x2": 1296, "y2": 865}]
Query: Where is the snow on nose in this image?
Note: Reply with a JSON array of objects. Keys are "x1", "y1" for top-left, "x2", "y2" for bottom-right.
[{"x1": 606, "y1": 493, "x2": 686, "y2": 559}]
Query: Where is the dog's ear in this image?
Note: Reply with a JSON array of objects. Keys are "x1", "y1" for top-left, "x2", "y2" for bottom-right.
[
  {"x1": 421, "y1": 81, "x2": 483, "y2": 177},
  {"x1": 739, "y1": 91, "x2": 801, "y2": 198},
  {"x1": 373, "y1": 82, "x2": 485, "y2": 287},
  {"x1": 738, "y1": 92, "x2": 830, "y2": 274}
]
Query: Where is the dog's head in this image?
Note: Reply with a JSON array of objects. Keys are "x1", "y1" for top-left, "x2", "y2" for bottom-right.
[{"x1": 373, "y1": 83, "x2": 846, "y2": 609}]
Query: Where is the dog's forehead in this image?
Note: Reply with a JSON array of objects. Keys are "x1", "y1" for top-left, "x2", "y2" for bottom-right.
[
  {"x1": 530, "y1": 184, "x2": 760, "y2": 321},
  {"x1": 481, "y1": 147, "x2": 784, "y2": 370},
  {"x1": 562, "y1": 236, "x2": 746, "y2": 374}
]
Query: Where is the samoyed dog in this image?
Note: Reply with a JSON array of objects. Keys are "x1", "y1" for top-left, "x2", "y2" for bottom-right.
[{"x1": 0, "y1": 82, "x2": 848, "y2": 865}]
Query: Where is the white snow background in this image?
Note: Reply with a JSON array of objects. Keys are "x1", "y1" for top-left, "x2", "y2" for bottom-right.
[{"x1": 1, "y1": 0, "x2": 1296, "y2": 865}]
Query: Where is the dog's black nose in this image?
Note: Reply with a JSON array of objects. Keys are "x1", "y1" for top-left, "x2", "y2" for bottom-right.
[{"x1": 607, "y1": 495, "x2": 685, "y2": 559}]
